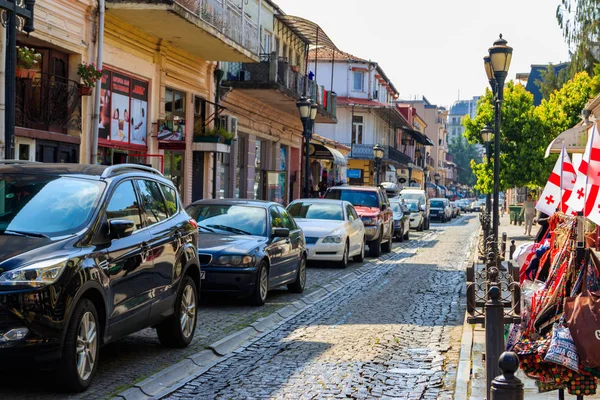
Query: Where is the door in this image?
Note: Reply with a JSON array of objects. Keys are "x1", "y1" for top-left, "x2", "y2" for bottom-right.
[
  {"x1": 346, "y1": 203, "x2": 362, "y2": 254},
  {"x1": 103, "y1": 180, "x2": 154, "y2": 339},
  {"x1": 15, "y1": 137, "x2": 35, "y2": 161},
  {"x1": 277, "y1": 205, "x2": 302, "y2": 282},
  {"x1": 134, "y1": 179, "x2": 180, "y2": 321},
  {"x1": 266, "y1": 206, "x2": 292, "y2": 286},
  {"x1": 380, "y1": 191, "x2": 393, "y2": 240}
]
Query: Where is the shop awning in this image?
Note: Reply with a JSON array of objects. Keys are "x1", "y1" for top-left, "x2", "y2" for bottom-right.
[
  {"x1": 402, "y1": 127, "x2": 434, "y2": 146},
  {"x1": 276, "y1": 15, "x2": 339, "y2": 50},
  {"x1": 310, "y1": 143, "x2": 348, "y2": 166},
  {"x1": 387, "y1": 165, "x2": 396, "y2": 172}
]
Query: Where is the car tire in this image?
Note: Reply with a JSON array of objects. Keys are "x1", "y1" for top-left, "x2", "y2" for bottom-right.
[
  {"x1": 418, "y1": 219, "x2": 424, "y2": 232},
  {"x1": 382, "y1": 224, "x2": 393, "y2": 253},
  {"x1": 288, "y1": 256, "x2": 307, "y2": 293},
  {"x1": 250, "y1": 261, "x2": 269, "y2": 305},
  {"x1": 338, "y1": 242, "x2": 349, "y2": 268},
  {"x1": 58, "y1": 298, "x2": 100, "y2": 393},
  {"x1": 404, "y1": 227, "x2": 409, "y2": 241},
  {"x1": 353, "y1": 236, "x2": 366, "y2": 262},
  {"x1": 397, "y1": 226, "x2": 404, "y2": 242},
  {"x1": 368, "y1": 229, "x2": 382, "y2": 257},
  {"x1": 157, "y1": 275, "x2": 198, "y2": 348},
  {"x1": 425, "y1": 217, "x2": 430, "y2": 230}
]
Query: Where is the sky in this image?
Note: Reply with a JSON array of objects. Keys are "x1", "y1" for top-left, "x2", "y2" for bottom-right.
[{"x1": 273, "y1": 0, "x2": 571, "y2": 109}]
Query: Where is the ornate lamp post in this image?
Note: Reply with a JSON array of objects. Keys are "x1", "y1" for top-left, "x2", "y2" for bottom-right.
[
  {"x1": 373, "y1": 143, "x2": 384, "y2": 186},
  {"x1": 1, "y1": 0, "x2": 36, "y2": 159},
  {"x1": 481, "y1": 124, "x2": 494, "y2": 253},
  {"x1": 434, "y1": 172, "x2": 441, "y2": 197},
  {"x1": 297, "y1": 97, "x2": 318, "y2": 198},
  {"x1": 407, "y1": 162, "x2": 414, "y2": 186}
]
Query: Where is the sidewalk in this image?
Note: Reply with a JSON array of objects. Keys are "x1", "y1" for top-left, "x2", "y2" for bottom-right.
[{"x1": 457, "y1": 213, "x2": 600, "y2": 399}]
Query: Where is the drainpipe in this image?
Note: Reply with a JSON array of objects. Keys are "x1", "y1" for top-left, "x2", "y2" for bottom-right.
[{"x1": 90, "y1": 0, "x2": 105, "y2": 164}]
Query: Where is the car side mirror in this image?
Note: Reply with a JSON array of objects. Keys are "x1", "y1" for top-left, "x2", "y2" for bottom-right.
[
  {"x1": 420, "y1": 205, "x2": 426, "y2": 211},
  {"x1": 272, "y1": 228, "x2": 290, "y2": 238},
  {"x1": 109, "y1": 219, "x2": 135, "y2": 239}
]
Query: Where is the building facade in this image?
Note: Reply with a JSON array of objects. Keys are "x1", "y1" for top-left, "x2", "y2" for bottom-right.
[{"x1": 447, "y1": 97, "x2": 479, "y2": 145}]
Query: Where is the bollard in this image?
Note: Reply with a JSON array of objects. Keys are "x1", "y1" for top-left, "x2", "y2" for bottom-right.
[
  {"x1": 486, "y1": 285, "x2": 505, "y2": 398},
  {"x1": 490, "y1": 352, "x2": 524, "y2": 400},
  {"x1": 509, "y1": 239, "x2": 516, "y2": 260}
]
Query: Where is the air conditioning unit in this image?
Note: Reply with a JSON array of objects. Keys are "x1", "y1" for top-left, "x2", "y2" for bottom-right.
[{"x1": 218, "y1": 115, "x2": 239, "y2": 140}]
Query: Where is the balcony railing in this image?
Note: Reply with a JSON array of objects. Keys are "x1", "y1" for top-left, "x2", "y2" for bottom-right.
[
  {"x1": 343, "y1": 143, "x2": 412, "y2": 165},
  {"x1": 16, "y1": 72, "x2": 81, "y2": 133},
  {"x1": 177, "y1": 0, "x2": 259, "y2": 54}
]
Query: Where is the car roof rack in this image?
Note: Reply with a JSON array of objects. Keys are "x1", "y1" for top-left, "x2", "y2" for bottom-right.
[
  {"x1": 0, "y1": 160, "x2": 40, "y2": 165},
  {"x1": 101, "y1": 164, "x2": 164, "y2": 178}
]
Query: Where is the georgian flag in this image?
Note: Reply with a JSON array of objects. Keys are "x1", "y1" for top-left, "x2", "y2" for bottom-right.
[
  {"x1": 566, "y1": 125, "x2": 600, "y2": 222},
  {"x1": 536, "y1": 146, "x2": 577, "y2": 216}
]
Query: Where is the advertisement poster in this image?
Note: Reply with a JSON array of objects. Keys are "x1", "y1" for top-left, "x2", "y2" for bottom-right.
[
  {"x1": 110, "y1": 72, "x2": 131, "y2": 142},
  {"x1": 157, "y1": 119, "x2": 185, "y2": 141},
  {"x1": 98, "y1": 71, "x2": 111, "y2": 140},
  {"x1": 130, "y1": 79, "x2": 148, "y2": 145}
]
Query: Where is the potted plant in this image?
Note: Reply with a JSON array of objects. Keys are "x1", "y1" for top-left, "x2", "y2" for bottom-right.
[
  {"x1": 16, "y1": 46, "x2": 41, "y2": 79},
  {"x1": 77, "y1": 62, "x2": 103, "y2": 96},
  {"x1": 221, "y1": 129, "x2": 235, "y2": 145},
  {"x1": 193, "y1": 126, "x2": 221, "y2": 143}
]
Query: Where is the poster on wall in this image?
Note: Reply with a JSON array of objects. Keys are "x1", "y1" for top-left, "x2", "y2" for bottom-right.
[
  {"x1": 110, "y1": 72, "x2": 131, "y2": 143},
  {"x1": 98, "y1": 71, "x2": 111, "y2": 140},
  {"x1": 130, "y1": 79, "x2": 148, "y2": 145},
  {"x1": 157, "y1": 119, "x2": 185, "y2": 141}
]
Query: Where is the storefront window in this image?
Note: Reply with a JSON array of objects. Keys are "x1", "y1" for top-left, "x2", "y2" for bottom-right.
[
  {"x1": 220, "y1": 153, "x2": 231, "y2": 199},
  {"x1": 166, "y1": 88, "x2": 186, "y2": 119},
  {"x1": 236, "y1": 135, "x2": 246, "y2": 199},
  {"x1": 254, "y1": 139, "x2": 262, "y2": 200},
  {"x1": 280, "y1": 145, "x2": 288, "y2": 171},
  {"x1": 164, "y1": 151, "x2": 184, "y2": 195}
]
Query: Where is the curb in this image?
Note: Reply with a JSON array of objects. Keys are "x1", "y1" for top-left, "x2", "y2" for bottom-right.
[
  {"x1": 454, "y1": 314, "x2": 474, "y2": 400},
  {"x1": 113, "y1": 232, "x2": 434, "y2": 400}
]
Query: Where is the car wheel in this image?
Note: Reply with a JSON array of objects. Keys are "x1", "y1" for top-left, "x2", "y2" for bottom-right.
[
  {"x1": 353, "y1": 236, "x2": 366, "y2": 262},
  {"x1": 288, "y1": 256, "x2": 307, "y2": 293},
  {"x1": 58, "y1": 298, "x2": 100, "y2": 392},
  {"x1": 404, "y1": 226, "x2": 409, "y2": 240},
  {"x1": 418, "y1": 219, "x2": 424, "y2": 232},
  {"x1": 338, "y1": 241, "x2": 349, "y2": 268},
  {"x1": 398, "y1": 226, "x2": 404, "y2": 242},
  {"x1": 425, "y1": 217, "x2": 430, "y2": 230},
  {"x1": 382, "y1": 224, "x2": 393, "y2": 253},
  {"x1": 368, "y1": 230, "x2": 382, "y2": 257},
  {"x1": 157, "y1": 275, "x2": 198, "y2": 348},
  {"x1": 250, "y1": 261, "x2": 269, "y2": 305}
]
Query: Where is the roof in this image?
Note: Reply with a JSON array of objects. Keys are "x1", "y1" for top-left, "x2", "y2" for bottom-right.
[
  {"x1": 525, "y1": 63, "x2": 569, "y2": 106},
  {"x1": 337, "y1": 97, "x2": 389, "y2": 108},
  {"x1": 0, "y1": 162, "x2": 107, "y2": 178},
  {"x1": 276, "y1": 15, "x2": 338, "y2": 50},
  {"x1": 449, "y1": 100, "x2": 470, "y2": 116},
  {"x1": 307, "y1": 47, "x2": 367, "y2": 62}
]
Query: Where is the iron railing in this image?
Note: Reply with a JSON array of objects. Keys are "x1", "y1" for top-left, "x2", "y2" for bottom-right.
[
  {"x1": 16, "y1": 72, "x2": 81, "y2": 132},
  {"x1": 342, "y1": 143, "x2": 413, "y2": 165}
]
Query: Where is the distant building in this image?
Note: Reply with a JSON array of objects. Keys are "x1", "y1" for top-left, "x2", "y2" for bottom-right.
[
  {"x1": 518, "y1": 63, "x2": 569, "y2": 106},
  {"x1": 447, "y1": 97, "x2": 479, "y2": 145}
]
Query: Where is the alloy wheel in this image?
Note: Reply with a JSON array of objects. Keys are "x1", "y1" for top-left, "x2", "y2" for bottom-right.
[
  {"x1": 259, "y1": 266, "x2": 269, "y2": 301},
  {"x1": 299, "y1": 257, "x2": 307, "y2": 288},
  {"x1": 180, "y1": 284, "x2": 196, "y2": 338},
  {"x1": 76, "y1": 311, "x2": 98, "y2": 382}
]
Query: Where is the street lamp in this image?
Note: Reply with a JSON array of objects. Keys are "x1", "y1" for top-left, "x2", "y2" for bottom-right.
[
  {"x1": 407, "y1": 162, "x2": 414, "y2": 186},
  {"x1": 373, "y1": 143, "x2": 384, "y2": 186},
  {"x1": 488, "y1": 34, "x2": 512, "y2": 246},
  {"x1": 297, "y1": 96, "x2": 312, "y2": 198},
  {"x1": 481, "y1": 124, "x2": 494, "y2": 251}
]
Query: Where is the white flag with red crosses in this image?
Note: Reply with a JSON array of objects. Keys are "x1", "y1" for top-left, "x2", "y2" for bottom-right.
[
  {"x1": 536, "y1": 145, "x2": 577, "y2": 216},
  {"x1": 566, "y1": 124, "x2": 600, "y2": 221}
]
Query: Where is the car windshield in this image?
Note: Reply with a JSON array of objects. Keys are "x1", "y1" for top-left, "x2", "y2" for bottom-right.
[
  {"x1": 430, "y1": 200, "x2": 444, "y2": 208},
  {"x1": 401, "y1": 193, "x2": 422, "y2": 201},
  {"x1": 0, "y1": 174, "x2": 105, "y2": 237},
  {"x1": 287, "y1": 202, "x2": 343, "y2": 221},
  {"x1": 390, "y1": 202, "x2": 402, "y2": 213},
  {"x1": 406, "y1": 202, "x2": 419, "y2": 212},
  {"x1": 186, "y1": 204, "x2": 267, "y2": 236},
  {"x1": 325, "y1": 190, "x2": 378, "y2": 208}
]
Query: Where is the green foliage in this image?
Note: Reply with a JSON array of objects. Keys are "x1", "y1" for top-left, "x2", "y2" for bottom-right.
[
  {"x1": 16, "y1": 46, "x2": 41, "y2": 69},
  {"x1": 448, "y1": 136, "x2": 480, "y2": 186},
  {"x1": 77, "y1": 62, "x2": 103, "y2": 88},
  {"x1": 591, "y1": 64, "x2": 600, "y2": 96},
  {"x1": 463, "y1": 74, "x2": 593, "y2": 194},
  {"x1": 536, "y1": 64, "x2": 569, "y2": 101}
]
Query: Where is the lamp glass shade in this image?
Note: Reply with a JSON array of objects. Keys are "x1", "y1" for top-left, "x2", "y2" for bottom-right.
[
  {"x1": 488, "y1": 35, "x2": 513, "y2": 74},
  {"x1": 373, "y1": 144, "x2": 384, "y2": 159},
  {"x1": 408, "y1": 162, "x2": 414, "y2": 169},
  {"x1": 483, "y1": 56, "x2": 494, "y2": 81},
  {"x1": 296, "y1": 98, "x2": 311, "y2": 118},
  {"x1": 481, "y1": 125, "x2": 494, "y2": 143},
  {"x1": 310, "y1": 103, "x2": 318, "y2": 121}
]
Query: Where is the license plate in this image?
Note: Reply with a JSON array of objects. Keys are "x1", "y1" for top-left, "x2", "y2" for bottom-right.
[{"x1": 200, "y1": 271, "x2": 206, "y2": 280}]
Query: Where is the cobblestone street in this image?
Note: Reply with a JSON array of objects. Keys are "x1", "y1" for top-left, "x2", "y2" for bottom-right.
[
  {"x1": 164, "y1": 215, "x2": 477, "y2": 400},
  {"x1": 0, "y1": 215, "x2": 477, "y2": 399}
]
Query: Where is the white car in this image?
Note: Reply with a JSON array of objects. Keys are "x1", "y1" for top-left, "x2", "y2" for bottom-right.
[
  {"x1": 287, "y1": 199, "x2": 366, "y2": 268},
  {"x1": 405, "y1": 200, "x2": 425, "y2": 230}
]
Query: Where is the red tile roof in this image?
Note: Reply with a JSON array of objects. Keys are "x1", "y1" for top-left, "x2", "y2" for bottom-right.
[{"x1": 336, "y1": 97, "x2": 388, "y2": 107}]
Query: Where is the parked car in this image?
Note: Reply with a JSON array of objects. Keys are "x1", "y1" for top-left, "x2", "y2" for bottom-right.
[
  {"x1": 287, "y1": 199, "x2": 365, "y2": 268},
  {"x1": 430, "y1": 198, "x2": 452, "y2": 222},
  {"x1": 390, "y1": 199, "x2": 410, "y2": 241},
  {"x1": 380, "y1": 182, "x2": 400, "y2": 200},
  {"x1": 450, "y1": 202, "x2": 460, "y2": 218},
  {"x1": 400, "y1": 188, "x2": 430, "y2": 230},
  {"x1": 185, "y1": 200, "x2": 307, "y2": 306},
  {"x1": 457, "y1": 199, "x2": 471, "y2": 212},
  {"x1": 0, "y1": 162, "x2": 200, "y2": 392},
  {"x1": 405, "y1": 200, "x2": 425, "y2": 230},
  {"x1": 471, "y1": 200, "x2": 485, "y2": 212},
  {"x1": 324, "y1": 186, "x2": 393, "y2": 257}
]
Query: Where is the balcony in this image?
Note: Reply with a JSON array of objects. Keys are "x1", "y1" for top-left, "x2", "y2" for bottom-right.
[
  {"x1": 222, "y1": 55, "x2": 337, "y2": 123},
  {"x1": 16, "y1": 73, "x2": 81, "y2": 133},
  {"x1": 343, "y1": 144, "x2": 412, "y2": 165},
  {"x1": 106, "y1": 0, "x2": 259, "y2": 62}
]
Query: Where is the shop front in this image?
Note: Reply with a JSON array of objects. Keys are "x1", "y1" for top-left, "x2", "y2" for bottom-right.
[{"x1": 308, "y1": 141, "x2": 349, "y2": 191}]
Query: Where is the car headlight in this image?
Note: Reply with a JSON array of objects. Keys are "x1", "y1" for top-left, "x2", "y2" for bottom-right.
[
  {"x1": 214, "y1": 255, "x2": 254, "y2": 267},
  {"x1": 0, "y1": 257, "x2": 69, "y2": 287},
  {"x1": 361, "y1": 217, "x2": 378, "y2": 226},
  {"x1": 322, "y1": 235, "x2": 342, "y2": 244}
]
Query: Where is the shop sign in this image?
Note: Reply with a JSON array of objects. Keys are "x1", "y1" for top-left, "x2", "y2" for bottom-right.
[
  {"x1": 347, "y1": 169, "x2": 362, "y2": 179},
  {"x1": 99, "y1": 68, "x2": 149, "y2": 146}
]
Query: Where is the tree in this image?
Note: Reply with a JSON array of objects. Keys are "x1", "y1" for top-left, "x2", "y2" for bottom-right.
[
  {"x1": 536, "y1": 63, "x2": 569, "y2": 101},
  {"x1": 556, "y1": 0, "x2": 600, "y2": 76},
  {"x1": 448, "y1": 136, "x2": 480, "y2": 186}
]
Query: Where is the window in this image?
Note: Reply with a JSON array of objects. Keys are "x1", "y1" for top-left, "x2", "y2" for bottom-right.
[
  {"x1": 269, "y1": 207, "x2": 284, "y2": 228},
  {"x1": 277, "y1": 206, "x2": 297, "y2": 230},
  {"x1": 263, "y1": 31, "x2": 272, "y2": 54},
  {"x1": 160, "y1": 184, "x2": 179, "y2": 216},
  {"x1": 165, "y1": 88, "x2": 186, "y2": 119},
  {"x1": 136, "y1": 180, "x2": 168, "y2": 225},
  {"x1": 325, "y1": 189, "x2": 379, "y2": 208},
  {"x1": 193, "y1": 97, "x2": 206, "y2": 136},
  {"x1": 288, "y1": 202, "x2": 344, "y2": 221},
  {"x1": 345, "y1": 204, "x2": 355, "y2": 221},
  {"x1": 254, "y1": 139, "x2": 262, "y2": 200},
  {"x1": 187, "y1": 204, "x2": 267, "y2": 237},
  {"x1": 353, "y1": 71, "x2": 364, "y2": 91},
  {"x1": 352, "y1": 116, "x2": 363, "y2": 144},
  {"x1": 106, "y1": 181, "x2": 143, "y2": 231},
  {"x1": 220, "y1": 153, "x2": 231, "y2": 198}
]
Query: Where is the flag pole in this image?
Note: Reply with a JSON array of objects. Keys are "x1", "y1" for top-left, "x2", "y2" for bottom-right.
[
  {"x1": 583, "y1": 125, "x2": 596, "y2": 218},
  {"x1": 559, "y1": 145, "x2": 564, "y2": 213}
]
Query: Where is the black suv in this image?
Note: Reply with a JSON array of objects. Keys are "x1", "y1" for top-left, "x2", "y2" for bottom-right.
[{"x1": 0, "y1": 162, "x2": 199, "y2": 392}]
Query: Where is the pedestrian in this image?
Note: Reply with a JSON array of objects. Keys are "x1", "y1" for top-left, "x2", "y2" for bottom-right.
[
  {"x1": 519, "y1": 194, "x2": 536, "y2": 236},
  {"x1": 534, "y1": 210, "x2": 550, "y2": 243}
]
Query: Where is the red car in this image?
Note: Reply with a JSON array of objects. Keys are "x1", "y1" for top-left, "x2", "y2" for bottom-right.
[{"x1": 324, "y1": 186, "x2": 394, "y2": 257}]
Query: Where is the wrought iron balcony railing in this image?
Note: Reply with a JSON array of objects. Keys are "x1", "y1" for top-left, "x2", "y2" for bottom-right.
[{"x1": 342, "y1": 143, "x2": 413, "y2": 165}]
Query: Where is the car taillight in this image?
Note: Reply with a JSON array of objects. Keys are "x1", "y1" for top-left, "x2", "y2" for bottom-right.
[{"x1": 189, "y1": 219, "x2": 198, "y2": 229}]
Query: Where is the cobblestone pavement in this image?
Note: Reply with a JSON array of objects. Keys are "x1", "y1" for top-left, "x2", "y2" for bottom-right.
[
  {"x1": 0, "y1": 215, "x2": 476, "y2": 400},
  {"x1": 165, "y1": 215, "x2": 478, "y2": 400}
]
